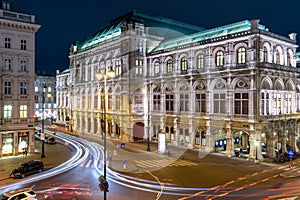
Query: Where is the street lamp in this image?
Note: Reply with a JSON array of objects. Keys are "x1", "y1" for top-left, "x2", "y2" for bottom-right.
[
  {"x1": 41, "y1": 81, "x2": 46, "y2": 158},
  {"x1": 254, "y1": 140, "x2": 259, "y2": 163},
  {"x1": 96, "y1": 66, "x2": 115, "y2": 200}
]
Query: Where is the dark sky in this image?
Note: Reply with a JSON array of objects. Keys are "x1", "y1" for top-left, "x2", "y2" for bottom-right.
[{"x1": 17, "y1": 0, "x2": 300, "y2": 75}]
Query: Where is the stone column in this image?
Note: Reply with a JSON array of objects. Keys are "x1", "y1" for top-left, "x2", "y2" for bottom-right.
[
  {"x1": 225, "y1": 121, "x2": 234, "y2": 157},
  {"x1": 188, "y1": 120, "x2": 194, "y2": 149},
  {"x1": 173, "y1": 117, "x2": 178, "y2": 146},
  {"x1": 14, "y1": 132, "x2": 18, "y2": 156},
  {"x1": 205, "y1": 120, "x2": 213, "y2": 152},
  {"x1": 0, "y1": 133, "x2": 2, "y2": 157}
]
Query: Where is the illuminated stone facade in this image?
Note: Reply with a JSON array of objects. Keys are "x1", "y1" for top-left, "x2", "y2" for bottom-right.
[
  {"x1": 0, "y1": 1, "x2": 40, "y2": 157},
  {"x1": 56, "y1": 11, "x2": 300, "y2": 160}
]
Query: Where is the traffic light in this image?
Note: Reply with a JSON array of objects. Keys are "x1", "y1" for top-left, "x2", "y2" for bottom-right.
[{"x1": 98, "y1": 175, "x2": 109, "y2": 192}]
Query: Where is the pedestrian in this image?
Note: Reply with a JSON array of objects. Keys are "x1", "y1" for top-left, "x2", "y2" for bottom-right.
[
  {"x1": 289, "y1": 163, "x2": 293, "y2": 171},
  {"x1": 123, "y1": 159, "x2": 127, "y2": 169}
]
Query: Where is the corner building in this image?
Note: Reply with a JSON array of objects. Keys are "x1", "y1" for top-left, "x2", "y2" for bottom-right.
[
  {"x1": 0, "y1": 0, "x2": 40, "y2": 157},
  {"x1": 56, "y1": 11, "x2": 300, "y2": 160}
]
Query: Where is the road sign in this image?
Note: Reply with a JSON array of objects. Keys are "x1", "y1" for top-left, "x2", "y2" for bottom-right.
[{"x1": 288, "y1": 149, "x2": 294, "y2": 159}]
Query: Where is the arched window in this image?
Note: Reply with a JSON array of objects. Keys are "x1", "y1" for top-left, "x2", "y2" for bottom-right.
[
  {"x1": 154, "y1": 61, "x2": 160, "y2": 75},
  {"x1": 237, "y1": 47, "x2": 246, "y2": 64},
  {"x1": 181, "y1": 57, "x2": 188, "y2": 71},
  {"x1": 167, "y1": 59, "x2": 173, "y2": 73},
  {"x1": 275, "y1": 49, "x2": 280, "y2": 64},
  {"x1": 201, "y1": 131, "x2": 206, "y2": 146},
  {"x1": 195, "y1": 130, "x2": 200, "y2": 145},
  {"x1": 185, "y1": 129, "x2": 189, "y2": 143},
  {"x1": 216, "y1": 51, "x2": 224, "y2": 67},
  {"x1": 287, "y1": 53, "x2": 291, "y2": 66},
  {"x1": 263, "y1": 46, "x2": 268, "y2": 62},
  {"x1": 197, "y1": 54, "x2": 204, "y2": 68}
]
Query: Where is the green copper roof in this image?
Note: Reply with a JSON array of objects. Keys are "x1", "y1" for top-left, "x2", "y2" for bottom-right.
[
  {"x1": 76, "y1": 10, "x2": 206, "y2": 51},
  {"x1": 296, "y1": 52, "x2": 300, "y2": 62},
  {"x1": 152, "y1": 20, "x2": 268, "y2": 52}
]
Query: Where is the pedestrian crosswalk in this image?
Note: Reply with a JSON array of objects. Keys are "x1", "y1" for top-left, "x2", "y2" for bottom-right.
[
  {"x1": 80, "y1": 159, "x2": 94, "y2": 168},
  {"x1": 134, "y1": 159, "x2": 197, "y2": 169}
]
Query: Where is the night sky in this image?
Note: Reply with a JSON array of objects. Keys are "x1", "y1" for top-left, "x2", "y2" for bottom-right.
[{"x1": 17, "y1": 0, "x2": 300, "y2": 75}]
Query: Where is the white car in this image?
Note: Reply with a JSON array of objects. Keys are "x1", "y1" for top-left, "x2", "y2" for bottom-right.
[{"x1": 0, "y1": 188, "x2": 37, "y2": 200}]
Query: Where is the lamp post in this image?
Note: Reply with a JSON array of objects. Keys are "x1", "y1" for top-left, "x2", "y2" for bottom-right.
[
  {"x1": 41, "y1": 81, "x2": 46, "y2": 158},
  {"x1": 69, "y1": 87, "x2": 73, "y2": 132},
  {"x1": 254, "y1": 140, "x2": 259, "y2": 163},
  {"x1": 96, "y1": 67, "x2": 115, "y2": 200},
  {"x1": 144, "y1": 83, "x2": 151, "y2": 152}
]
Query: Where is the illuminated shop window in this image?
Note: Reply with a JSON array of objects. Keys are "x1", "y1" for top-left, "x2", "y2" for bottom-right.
[
  {"x1": 18, "y1": 131, "x2": 29, "y2": 152},
  {"x1": 2, "y1": 133, "x2": 13, "y2": 155}
]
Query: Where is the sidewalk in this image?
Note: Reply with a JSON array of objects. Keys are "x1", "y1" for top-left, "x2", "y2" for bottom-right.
[{"x1": 0, "y1": 140, "x2": 73, "y2": 181}]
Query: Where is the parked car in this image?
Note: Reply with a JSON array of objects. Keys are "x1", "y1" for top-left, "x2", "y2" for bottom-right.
[
  {"x1": 44, "y1": 136, "x2": 56, "y2": 144},
  {"x1": 10, "y1": 160, "x2": 44, "y2": 179},
  {"x1": 0, "y1": 187, "x2": 37, "y2": 200}
]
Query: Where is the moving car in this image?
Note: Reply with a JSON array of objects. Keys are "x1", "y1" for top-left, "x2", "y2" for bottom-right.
[
  {"x1": 43, "y1": 184, "x2": 92, "y2": 199},
  {"x1": 44, "y1": 136, "x2": 56, "y2": 144},
  {"x1": 10, "y1": 160, "x2": 44, "y2": 178},
  {"x1": 0, "y1": 188, "x2": 37, "y2": 200}
]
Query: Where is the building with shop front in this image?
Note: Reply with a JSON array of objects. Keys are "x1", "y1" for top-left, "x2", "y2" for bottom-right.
[
  {"x1": 34, "y1": 73, "x2": 57, "y2": 123},
  {"x1": 0, "y1": 0, "x2": 40, "y2": 157},
  {"x1": 56, "y1": 10, "x2": 300, "y2": 161}
]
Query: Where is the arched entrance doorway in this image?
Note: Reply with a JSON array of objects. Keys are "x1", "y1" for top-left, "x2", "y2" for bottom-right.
[
  {"x1": 233, "y1": 131, "x2": 250, "y2": 157},
  {"x1": 133, "y1": 122, "x2": 144, "y2": 141}
]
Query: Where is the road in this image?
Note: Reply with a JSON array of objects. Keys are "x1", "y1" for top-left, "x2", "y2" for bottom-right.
[{"x1": 1, "y1": 130, "x2": 300, "y2": 199}]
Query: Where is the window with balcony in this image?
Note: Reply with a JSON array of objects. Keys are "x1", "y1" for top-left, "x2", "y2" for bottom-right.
[
  {"x1": 197, "y1": 54, "x2": 204, "y2": 69},
  {"x1": 5, "y1": 37, "x2": 11, "y2": 48},
  {"x1": 262, "y1": 46, "x2": 268, "y2": 62},
  {"x1": 21, "y1": 39, "x2": 27, "y2": 50},
  {"x1": 216, "y1": 51, "x2": 224, "y2": 67},
  {"x1": 4, "y1": 105, "x2": 12, "y2": 118},
  {"x1": 135, "y1": 59, "x2": 143, "y2": 76},
  {"x1": 154, "y1": 61, "x2": 160, "y2": 75},
  {"x1": 237, "y1": 47, "x2": 246, "y2": 64},
  {"x1": 261, "y1": 93, "x2": 269, "y2": 115},
  {"x1": 2, "y1": 2, "x2": 11, "y2": 10},
  {"x1": 273, "y1": 92, "x2": 281, "y2": 115},
  {"x1": 115, "y1": 60, "x2": 122, "y2": 76},
  {"x1": 275, "y1": 49, "x2": 280, "y2": 64},
  {"x1": 4, "y1": 81, "x2": 11, "y2": 94},
  {"x1": 20, "y1": 82, "x2": 27, "y2": 95},
  {"x1": 195, "y1": 93, "x2": 206, "y2": 113},
  {"x1": 4, "y1": 58, "x2": 11, "y2": 71},
  {"x1": 181, "y1": 57, "x2": 188, "y2": 72},
  {"x1": 167, "y1": 59, "x2": 173, "y2": 73},
  {"x1": 180, "y1": 94, "x2": 189, "y2": 111},
  {"x1": 166, "y1": 94, "x2": 174, "y2": 111},
  {"x1": 234, "y1": 93, "x2": 249, "y2": 114},
  {"x1": 153, "y1": 94, "x2": 160, "y2": 110},
  {"x1": 116, "y1": 94, "x2": 121, "y2": 110},
  {"x1": 21, "y1": 60, "x2": 27, "y2": 71},
  {"x1": 213, "y1": 93, "x2": 225, "y2": 113},
  {"x1": 20, "y1": 105, "x2": 28, "y2": 118},
  {"x1": 287, "y1": 53, "x2": 291, "y2": 66}
]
